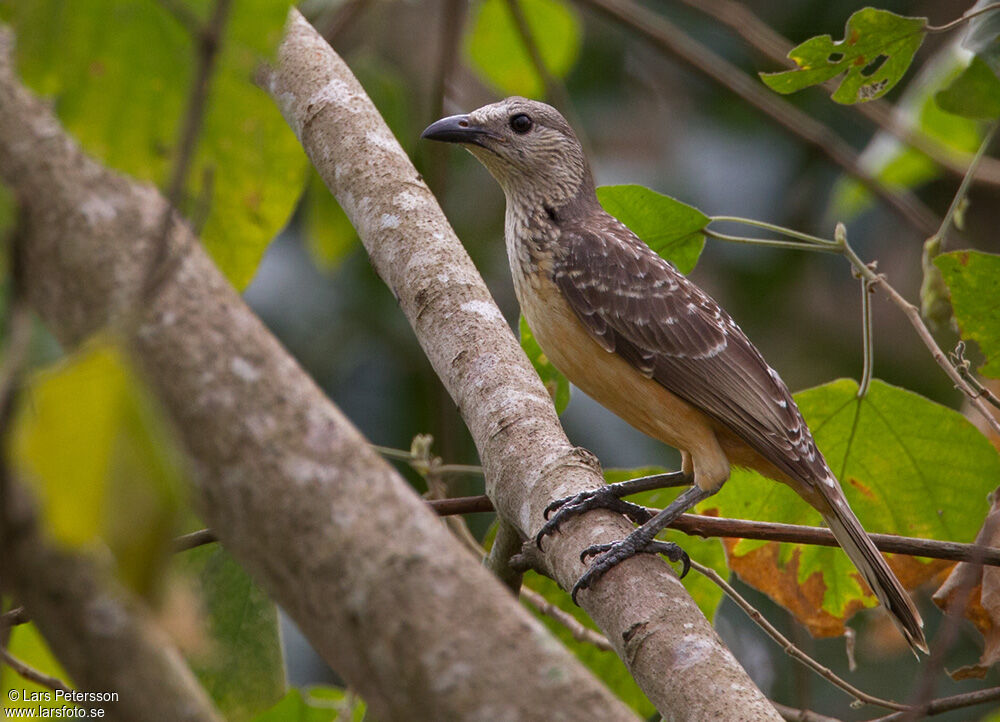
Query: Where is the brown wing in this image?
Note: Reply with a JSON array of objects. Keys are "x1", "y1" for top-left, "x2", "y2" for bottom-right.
[{"x1": 552, "y1": 212, "x2": 829, "y2": 486}]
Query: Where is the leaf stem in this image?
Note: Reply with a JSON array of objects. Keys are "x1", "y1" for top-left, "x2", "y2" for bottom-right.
[
  {"x1": 709, "y1": 216, "x2": 840, "y2": 246},
  {"x1": 926, "y1": 2, "x2": 1000, "y2": 33},
  {"x1": 703, "y1": 228, "x2": 840, "y2": 254},
  {"x1": 858, "y1": 276, "x2": 874, "y2": 398},
  {"x1": 933, "y1": 121, "x2": 999, "y2": 251}
]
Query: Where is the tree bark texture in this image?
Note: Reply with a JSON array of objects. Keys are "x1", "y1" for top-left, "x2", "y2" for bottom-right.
[
  {"x1": 261, "y1": 10, "x2": 782, "y2": 721},
  {"x1": 0, "y1": 24, "x2": 638, "y2": 722}
]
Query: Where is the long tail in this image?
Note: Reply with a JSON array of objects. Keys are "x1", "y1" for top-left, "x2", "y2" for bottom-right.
[{"x1": 819, "y1": 489, "x2": 928, "y2": 655}]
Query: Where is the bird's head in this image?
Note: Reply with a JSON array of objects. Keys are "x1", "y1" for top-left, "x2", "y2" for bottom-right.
[{"x1": 422, "y1": 97, "x2": 595, "y2": 210}]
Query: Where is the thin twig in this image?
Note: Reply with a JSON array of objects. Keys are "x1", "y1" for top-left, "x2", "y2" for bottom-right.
[
  {"x1": 771, "y1": 701, "x2": 843, "y2": 722},
  {"x1": 868, "y1": 271, "x2": 1000, "y2": 436},
  {"x1": 519, "y1": 586, "x2": 614, "y2": 650},
  {"x1": 574, "y1": 0, "x2": 941, "y2": 237},
  {"x1": 689, "y1": 559, "x2": 908, "y2": 711},
  {"x1": 315, "y1": 0, "x2": 372, "y2": 45},
  {"x1": 930, "y1": 122, "x2": 999, "y2": 252},
  {"x1": 424, "y1": 495, "x2": 1000, "y2": 565},
  {"x1": 0, "y1": 607, "x2": 29, "y2": 629},
  {"x1": 951, "y1": 342, "x2": 1000, "y2": 410},
  {"x1": 154, "y1": 0, "x2": 203, "y2": 36},
  {"x1": 704, "y1": 229, "x2": 841, "y2": 254},
  {"x1": 0, "y1": 648, "x2": 73, "y2": 693},
  {"x1": 869, "y1": 685, "x2": 1000, "y2": 721},
  {"x1": 504, "y1": 0, "x2": 573, "y2": 110},
  {"x1": 702, "y1": 216, "x2": 1000, "y2": 435},
  {"x1": 173, "y1": 528, "x2": 218, "y2": 552},
  {"x1": 674, "y1": 0, "x2": 1000, "y2": 187},
  {"x1": 142, "y1": 0, "x2": 232, "y2": 306}
]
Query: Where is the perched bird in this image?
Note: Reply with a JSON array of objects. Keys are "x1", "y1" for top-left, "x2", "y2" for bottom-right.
[{"x1": 422, "y1": 97, "x2": 927, "y2": 655}]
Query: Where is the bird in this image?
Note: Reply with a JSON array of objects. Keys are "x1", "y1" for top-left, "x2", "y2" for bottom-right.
[{"x1": 422, "y1": 97, "x2": 927, "y2": 655}]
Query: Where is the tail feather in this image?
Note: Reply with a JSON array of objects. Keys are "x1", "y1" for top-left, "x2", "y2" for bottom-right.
[{"x1": 821, "y1": 495, "x2": 928, "y2": 656}]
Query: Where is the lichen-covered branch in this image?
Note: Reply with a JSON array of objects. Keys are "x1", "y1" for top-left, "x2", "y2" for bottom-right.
[
  {"x1": 259, "y1": 9, "x2": 781, "y2": 720},
  {"x1": 0, "y1": 24, "x2": 637, "y2": 722}
]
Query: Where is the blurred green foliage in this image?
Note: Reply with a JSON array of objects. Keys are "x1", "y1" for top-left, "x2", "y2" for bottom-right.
[
  {"x1": 466, "y1": 0, "x2": 581, "y2": 98},
  {"x1": 173, "y1": 545, "x2": 286, "y2": 721},
  {"x1": 9, "y1": 339, "x2": 187, "y2": 596},
  {"x1": 936, "y1": 250, "x2": 1000, "y2": 377},
  {"x1": 0, "y1": 0, "x2": 307, "y2": 289},
  {"x1": 252, "y1": 686, "x2": 366, "y2": 722},
  {"x1": 718, "y1": 378, "x2": 1000, "y2": 620}
]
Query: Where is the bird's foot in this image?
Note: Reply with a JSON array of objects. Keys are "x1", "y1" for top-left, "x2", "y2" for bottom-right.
[
  {"x1": 572, "y1": 538, "x2": 690, "y2": 604},
  {"x1": 536, "y1": 487, "x2": 653, "y2": 550}
]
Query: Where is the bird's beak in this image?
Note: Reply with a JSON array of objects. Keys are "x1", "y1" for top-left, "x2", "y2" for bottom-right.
[{"x1": 421, "y1": 114, "x2": 499, "y2": 146}]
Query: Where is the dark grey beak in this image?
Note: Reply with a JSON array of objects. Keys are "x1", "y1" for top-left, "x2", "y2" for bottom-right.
[{"x1": 421, "y1": 114, "x2": 498, "y2": 146}]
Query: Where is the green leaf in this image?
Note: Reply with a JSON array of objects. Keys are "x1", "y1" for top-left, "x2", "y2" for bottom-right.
[
  {"x1": 175, "y1": 545, "x2": 286, "y2": 721},
  {"x1": 595, "y1": 185, "x2": 708, "y2": 274},
  {"x1": 520, "y1": 315, "x2": 570, "y2": 414},
  {"x1": 715, "y1": 379, "x2": 1000, "y2": 625},
  {"x1": 603, "y1": 468, "x2": 728, "y2": 621},
  {"x1": 936, "y1": 56, "x2": 1000, "y2": 119},
  {"x1": 9, "y1": 339, "x2": 186, "y2": 596},
  {"x1": 760, "y1": 8, "x2": 927, "y2": 104},
  {"x1": 936, "y1": 250, "x2": 1000, "y2": 377},
  {"x1": 303, "y1": 171, "x2": 359, "y2": 271},
  {"x1": 465, "y1": 0, "x2": 582, "y2": 98},
  {"x1": 1, "y1": 0, "x2": 307, "y2": 290},
  {"x1": 521, "y1": 571, "x2": 654, "y2": 716},
  {"x1": 252, "y1": 687, "x2": 366, "y2": 722}
]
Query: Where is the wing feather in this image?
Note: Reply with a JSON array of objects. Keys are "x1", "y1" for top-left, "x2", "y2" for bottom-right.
[{"x1": 552, "y1": 213, "x2": 827, "y2": 485}]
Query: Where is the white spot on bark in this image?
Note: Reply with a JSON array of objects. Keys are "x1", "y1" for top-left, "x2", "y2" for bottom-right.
[
  {"x1": 459, "y1": 300, "x2": 504, "y2": 323},
  {"x1": 79, "y1": 195, "x2": 117, "y2": 225},
  {"x1": 230, "y1": 356, "x2": 261, "y2": 382},
  {"x1": 393, "y1": 190, "x2": 422, "y2": 211},
  {"x1": 380, "y1": 213, "x2": 400, "y2": 229}
]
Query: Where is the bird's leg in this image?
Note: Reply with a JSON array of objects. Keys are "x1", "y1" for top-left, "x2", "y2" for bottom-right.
[
  {"x1": 536, "y1": 470, "x2": 691, "y2": 549},
  {"x1": 571, "y1": 485, "x2": 713, "y2": 603}
]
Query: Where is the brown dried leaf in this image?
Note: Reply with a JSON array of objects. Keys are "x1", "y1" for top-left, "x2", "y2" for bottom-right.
[
  {"x1": 932, "y1": 487, "x2": 1000, "y2": 677},
  {"x1": 726, "y1": 538, "x2": 948, "y2": 640}
]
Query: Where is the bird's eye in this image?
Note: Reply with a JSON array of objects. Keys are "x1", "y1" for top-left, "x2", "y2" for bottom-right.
[{"x1": 509, "y1": 113, "x2": 533, "y2": 134}]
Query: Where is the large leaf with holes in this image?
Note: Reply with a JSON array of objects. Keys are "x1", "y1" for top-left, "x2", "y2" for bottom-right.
[
  {"x1": 936, "y1": 250, "x2": 1000, "y2": 377},
  {"x1": 596, "y1": 185, "x2": 708, "y2": 274},
  {"x1": 711, "y1": 379, "x2": 1000, "y2": 638},
  {"x1": 466, "y1": 0, "x2": 582, "y2": 98},
  {"x1": 1, "y1": 0, "x2": 306, "y2": 289},
  {"x1": 760, "y1": 8, "x2": 927, "y2": 104},
  {"x1": 175, "y1": 545, "x2": 285, "y2": 721},
  {"x1": 9, "y1": 339, "x2": 186, "y2": 596}
]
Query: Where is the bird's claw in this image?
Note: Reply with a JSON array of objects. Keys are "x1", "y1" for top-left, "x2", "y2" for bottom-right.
[
  {"x1": 570, "y1": 539, "x2": 690, "y2": 604},
  {"x1": 536, "y1": 488, "x2": 653, "y2": 550}
]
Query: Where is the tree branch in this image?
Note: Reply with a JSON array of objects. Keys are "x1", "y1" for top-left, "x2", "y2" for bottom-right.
[
  {"x1": 426, "y1": 495, "x2": 1000, "y2": 566},
  {"x1": 258, "y1": 9, "x2": 782, "y2": 720},
  {"x1": 0, "y1": 19, "x2": 641, "y2": 722}
]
